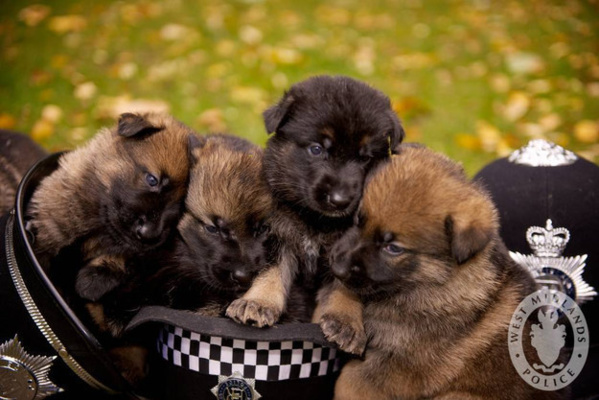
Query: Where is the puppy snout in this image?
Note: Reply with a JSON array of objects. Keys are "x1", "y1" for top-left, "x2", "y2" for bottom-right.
[
  {"x1": 328, "y1": 189, "x2": 352, "y2": 210},
  {"x1": 230, "y1": 269, "x2": 252, "y2": 285},
  {"x1": 136, "y1": 218, "x2": 162, "y2": 243}
]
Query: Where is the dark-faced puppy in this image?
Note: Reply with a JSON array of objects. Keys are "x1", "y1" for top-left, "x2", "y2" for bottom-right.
[
  {"x1": 0, "y1": 129, "x2": 47, "y2": 215},
  {"x1": 99, "y1": 134, "x2": 310, "y2": 334},
  {"x1": 226, "y1": 75, "x2": 404, "y2": 353},
  {"x1": 163, "y1": 134, "x2": 278, "y2": 314},
  {"x1": 330, "y1": 145, "x2": 566, "y2": 400},
  {"x1": 27, "y1": 112, "x2": 194, "y2": 331}
]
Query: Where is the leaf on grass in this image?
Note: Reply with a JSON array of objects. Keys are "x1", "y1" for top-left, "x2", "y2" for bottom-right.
[
  {"x1": 197, "y1": 108, "x2": 227, "y2": 133},
  {"x1": 574, "y1": 120, "x2": 599, "y2": 143},
  {"x1": 505, "y1": 52, "x2": 545, "y2": 75},
  {"x1": 31, "y1": 119, "x2": 54, "y2": 141},
  {"x1": 501, "y1": 91, "x2": 530, "y2": 122},
  {"x1": 74, "y1": 82, "x2": 97, "y2": 101},
  {"x1": 0, "y1": 113, "x2": 17, "y2": 130},
  {"x1": 19, "y1": 4, "x2": 51, "y2": 27},
  {"x1": 48, "y1": 15, "x2": 87, "y2": 34},
  {"x1": 41, "y1": 105, "x2": 63, "y2": 123},
  {"x1": 94, "y1": 96, "x2": 170, "y2": 119}
]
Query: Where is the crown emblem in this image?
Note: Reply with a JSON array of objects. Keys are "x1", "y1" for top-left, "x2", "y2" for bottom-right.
[
  {"x1": 526, "y1": 220, "x2": 569, "y2": 258},
  {"x1": 510, "y1": 219, "x2": 597, "y2": 305},
  {"x1": 508, "y1": 139, "x2": 577, "y2": 167}
]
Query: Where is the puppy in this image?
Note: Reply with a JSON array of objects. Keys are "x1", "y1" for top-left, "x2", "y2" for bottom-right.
[
  {"x1": 329, "y1": 145, "x2": 566, "y2": 400},
  {"x1": 0, "y1": 130, "x2": 47, "y2": 215},
  {"x1": 135, "y1": 134, "x2": 310, "y2": 322},
  {"x1": 226, "y1": 75, "x2": 404, "y2": 354},
  {"x1": 26, "y1": 112, "x2": 194, "y2": 326}
]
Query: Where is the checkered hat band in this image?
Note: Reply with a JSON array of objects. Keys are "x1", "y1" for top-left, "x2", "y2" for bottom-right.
[{"x1": 157, "y1": 324, "x2": 340, "y2": 381}]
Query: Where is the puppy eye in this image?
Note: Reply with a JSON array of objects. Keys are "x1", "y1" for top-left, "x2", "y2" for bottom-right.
[
  {"x1": 255, "y1": 223, "x2": 269, "y2": 236},
  {"x1": 383, "y1": 243, "x2": 404, "y2": 256},
  {"x1": 205, "y1": 224, "x2": 219, "y2": 234},
  {"x1": 145, "y1": 173, "x2": 159, "y2": 187},
  {"x1": 308, "y1": 144, "x2": 323, "y2": 156}
]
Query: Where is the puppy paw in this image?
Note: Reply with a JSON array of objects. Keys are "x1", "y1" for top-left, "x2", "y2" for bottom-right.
[
  {"x1": 75, "y1": 266, "x2": 123, "y2": 301},
  {"x1": 320, "y1": 313, "x2": 367, "y2": 355},
  {"x1": 226, "y1": 299, "x2": 281, "y2": 328}
]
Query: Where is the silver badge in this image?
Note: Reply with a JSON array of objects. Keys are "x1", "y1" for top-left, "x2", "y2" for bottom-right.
[
  {"x1": 211, "y1": 371, "x2": 262, "y2": 400},
  {"x1": 508, "y1": 139, "x2": 577, "y2": 167},
  {"x1": 510, "y1": 219, "x2": 597, "y2": 304},
  {"x1": 0, "y1": 336, "x2": 62, "y2": 400}
]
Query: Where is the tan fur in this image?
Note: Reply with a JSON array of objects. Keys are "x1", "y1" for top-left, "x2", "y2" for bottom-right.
[
  {"x1": 185, "y1": 137, "x2": 271, "y2": 231},
  {"x1": 27, "y1": 112, "x2": 191, "y2": 263},
  {"x1": 332, "y1": 146, "x2": 565, "y2": 400},
  {"x1": 226, "y1": 266, "x2": 286, "y2": 327}
]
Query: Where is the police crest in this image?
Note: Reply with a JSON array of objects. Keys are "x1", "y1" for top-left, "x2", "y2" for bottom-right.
[
  {"x1": 0, "y1": 335, "x2": 62, "y2": 400},
  {"x1": 211, "y1": 371, "x2": 262, "y2": 400},
  {"x1": 510, "y1": 219, "x2": 597, "y2": 305}
]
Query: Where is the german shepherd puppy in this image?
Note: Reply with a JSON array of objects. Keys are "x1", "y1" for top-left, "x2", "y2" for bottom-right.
[
  {"x1": 329, "y1": 145, "x2": 566, "y2": 400},
  {"x1": 0, "y1": 130, "x2": 47, "y2": 215},
  {"x1": 226, "y1": 75, "x2": 404, "y2": 354},
  {"x1": 27, "y1": 112, "x2": 194, "y2": 313}
]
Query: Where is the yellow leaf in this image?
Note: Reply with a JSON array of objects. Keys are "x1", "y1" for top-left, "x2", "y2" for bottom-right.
[
  {"x1": 455, "y1": 133, "x2": 481, "y2": 151},
  {"x1": 31, "y1": 119, "x2": 54, "y2": 141},
  {"x1": 19, "y1": 4, "x2": 51, "y2": 27},
  {"x1": 574, "y1": 120, "x2": 599, "y2": 143},
  {"x1": 502, "y1": 92, "x2": 530, "y2": 122},
  {"x1": 41, "y1": 104, "x2": 63, "y2": 123},
  {"x1": 0, "y1": 113, "x2": 16, "y2": 130},
  {"x1": 48, "y1": 15, "x2": 87, "y2": 34}
]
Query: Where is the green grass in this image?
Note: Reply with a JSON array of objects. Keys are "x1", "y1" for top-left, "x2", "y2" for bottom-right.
[{"x1": 1, "y1": 0, "x2": 598, "y2": 175}]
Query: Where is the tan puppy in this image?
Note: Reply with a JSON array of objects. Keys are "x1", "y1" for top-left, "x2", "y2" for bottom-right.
[
  {"x1": 328, "y1": 145, "x2": 567, "y2": 400},
  {"x1": 27, "y1": 112, "x2": 194, "y2": 333}
]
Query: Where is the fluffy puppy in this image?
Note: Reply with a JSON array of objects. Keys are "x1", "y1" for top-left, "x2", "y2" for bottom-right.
[
  {"x1": 226, "y1": 75, "x2": 404, "y2": 354},
  {"x1": 27, "y1": 112, "x2": 194, "y2": 314},
  {"x1": 142, "y1": 134, "x2": 310, "y2": 321},
  {"x1": 0, "y1": 130, "x2": 47, "y2": 215},
  {"x1": 329, "y1": 145, "x2": 566, "y2": 400}
]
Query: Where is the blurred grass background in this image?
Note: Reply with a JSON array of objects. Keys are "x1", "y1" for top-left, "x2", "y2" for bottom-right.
[{"x1": 1, "y1": 0, "x2": 598, "y2": 175}]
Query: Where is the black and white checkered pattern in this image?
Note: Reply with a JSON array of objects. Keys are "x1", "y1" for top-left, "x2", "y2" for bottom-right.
[{"x1": 157, "y1": 324, "x2": 340, "y2": 381}]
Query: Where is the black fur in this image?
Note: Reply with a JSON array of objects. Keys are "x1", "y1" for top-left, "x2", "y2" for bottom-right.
[{"x1": 263, "y1": 75, "x2": 404, "y2": 222}]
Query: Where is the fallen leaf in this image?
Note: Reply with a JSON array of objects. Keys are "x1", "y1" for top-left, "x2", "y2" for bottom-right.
[
  {"x1": 574, "y1": 120, "x2": 599, "y2": 143},
  {"x1": 0, "y1": 113, "x2": 17, "y2": 130},
  {"x1": 48, "y1": 15, "x2": 87, "y2": 34},
  {"x1": 239, "y1": 25, "x2": 263, "y2": 45},
  {"x1": 31, "y1": 119, "x2": 54, "y2": 141},
  {"x1": 197, "y1": 108, "x2": 227, "y2": 133},
  {"x1": 505, "y1": 52, "x2": 545, "y2": 75},
  {"x1": 74, "y1": 82, "x2": 97, "y2": 100},
  {"x1": 502, "y1": 91, "x2": 530, "y2": 121},
  {"x1": 95, "y1": 96, "x2": 170, "y2": 119},
  {"x1": 41, "y1": 104, "x2": 63, "y2": 123},
  {"x1": 19, "y1": 4, "x2": 52, "y2": 27}
]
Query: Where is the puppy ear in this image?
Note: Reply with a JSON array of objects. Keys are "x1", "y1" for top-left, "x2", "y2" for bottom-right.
[
  {"x1": 188, "y1": 134, "x2": 206, "y2": 164},
  {"x1": 387, "y1": 110, "x2": 406, "y2": 154},
  {"x1": 263, "y1": 93, "x2": 295, "y2": 134},
  {"x1": 445, "y1": 211, "x2": 494, "y2": 265},
  {"x1": 118, "y1": 112, "x2": 162, "y2": 138}
]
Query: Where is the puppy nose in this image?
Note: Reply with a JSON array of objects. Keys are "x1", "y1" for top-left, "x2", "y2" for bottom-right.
[
  {"x1": 328, "y1": 190, "x2": 352, "y2": 209},
  {"x1": 231, "y1": 269, "x2": 252, "y2": 285},
  {"x1": 136, "y1": 220, "x2": 161, "y2": 243}
]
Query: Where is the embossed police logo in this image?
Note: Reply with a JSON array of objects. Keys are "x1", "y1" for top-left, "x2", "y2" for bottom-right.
[
  {"x1": 510, "y1": 219, "x2": 597, "y2": 305},
  {"x1": 0, "y1": 335, "x2": 61, "y2": 400},
  {"x1": 509, "y1": 288, "x2": 589, "y2": 391},
  {"x1": 211, "y1": 371, "x2": 262, "y2": 400}
]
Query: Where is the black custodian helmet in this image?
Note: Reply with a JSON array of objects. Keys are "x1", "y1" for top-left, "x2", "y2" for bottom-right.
[{"x1": 474, "y1": 139, "x2": 599, "y2": 399}]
